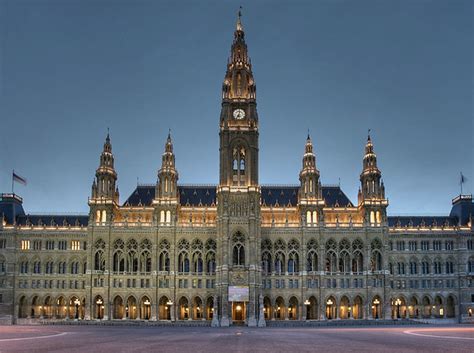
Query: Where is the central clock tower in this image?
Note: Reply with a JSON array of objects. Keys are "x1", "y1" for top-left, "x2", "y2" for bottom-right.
[{"x1": 216, "y1": 10, "x2": 263, "y2": 327}]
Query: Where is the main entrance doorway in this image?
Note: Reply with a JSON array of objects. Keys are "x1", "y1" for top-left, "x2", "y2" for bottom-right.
[{"x1": 232, "y1": 302, "x2": 245, "y2": 322}]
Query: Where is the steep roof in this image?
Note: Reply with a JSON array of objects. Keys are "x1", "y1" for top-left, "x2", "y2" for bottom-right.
[
  {"x1": 387, "y1": 216, "x2": 457, "y2": 228},
  {"x1": 123, "y1": 184, "x2": 354, "y2": 208},
  {"x1": 16, "y1": 214, "x2": 89, "y2": 227}
]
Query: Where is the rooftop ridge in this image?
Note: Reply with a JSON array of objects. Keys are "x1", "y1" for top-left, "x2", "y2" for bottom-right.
[
  {"x1": 21, "y1": 212, "x2": 89, "y2": 217},
  {"x1": 388, "y1": 214, "x2": 453, "y2": 218},
  {"x1": 135, "y1": 183, "x2": 344, "y2": 188}
]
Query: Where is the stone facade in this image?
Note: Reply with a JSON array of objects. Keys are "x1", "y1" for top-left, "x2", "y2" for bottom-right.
[{"x1": 0, "y1": 14, "x2": 473, "y2": 326}]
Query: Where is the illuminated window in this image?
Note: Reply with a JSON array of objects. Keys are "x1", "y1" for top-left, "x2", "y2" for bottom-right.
[
  {"x1": 71, "y1": 241, "x2": 81, "y2": 251},
  {"x1": 370, "y1": 211, "x2": 375, "y2": 225},
  {"x1": 101, "y1": 210, "x2": 107, "y2": 223},
  {"x1": 21, "y1": 240, "x2": 30, "y2": 250}
]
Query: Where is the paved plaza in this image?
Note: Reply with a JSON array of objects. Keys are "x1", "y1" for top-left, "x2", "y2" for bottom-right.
[{"x1": 0, "y1": 325, "x2": 472, "y2": 353}]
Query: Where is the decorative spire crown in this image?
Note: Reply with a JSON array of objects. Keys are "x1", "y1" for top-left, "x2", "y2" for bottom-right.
[
  {"x1": 236, "y1": 7, "x2": 243, "y2": 32},
  {"x1": 165, "y1": 129, "x2": 173, "y2": 153}
]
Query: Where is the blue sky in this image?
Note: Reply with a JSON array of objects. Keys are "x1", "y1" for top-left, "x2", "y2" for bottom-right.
[{"x1": 0, "y1": 0, "x2": 472, "y2": 215}]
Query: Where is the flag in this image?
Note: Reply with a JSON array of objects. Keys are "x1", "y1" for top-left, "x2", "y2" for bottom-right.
[
  {"x1": 460, "y1": 172, "x2": 467, "y2": 185},
  {"x1": 13, "y1": 171, "x2": 27, "y2": 186}
]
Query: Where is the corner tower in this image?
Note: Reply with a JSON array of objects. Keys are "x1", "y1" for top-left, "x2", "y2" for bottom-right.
[{"x1": 216, "y1": 10, "x2": 262, "y2": 328}]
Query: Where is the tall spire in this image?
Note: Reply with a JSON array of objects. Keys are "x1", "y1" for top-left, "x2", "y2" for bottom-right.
[
  {"x1": 221, "y1": 7, "x2": 256, "y2": 102},
  {"x1": 236, "y1": 6, "x2": 243, "y2": 32}
]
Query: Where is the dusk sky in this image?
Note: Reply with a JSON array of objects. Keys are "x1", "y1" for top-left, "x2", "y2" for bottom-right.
[{"x1": 0, "y1": 0, "x2": 472, "y2": 216}]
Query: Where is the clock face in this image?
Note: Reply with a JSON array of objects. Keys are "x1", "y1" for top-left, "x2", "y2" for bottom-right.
[{"x1": 233, "y1": 109, "x2": 245, "y2": 120}]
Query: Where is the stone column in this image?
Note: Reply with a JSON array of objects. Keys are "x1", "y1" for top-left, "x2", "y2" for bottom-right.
[
  {"x1": 257, "y1": 294, "x2": 266, "y2": 327},
  {"x1": 211, "y1": 295, "x2": 220, "y2": 327}
]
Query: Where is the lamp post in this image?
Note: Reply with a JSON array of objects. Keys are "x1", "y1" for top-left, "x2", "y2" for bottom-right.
[
  {"x1": 327, "y1": 299, "x2": 334, "y2": 320},
  {"x1": 74, "y1": 298, "x2": 80, "y2": 320},
  {"x1": 144, "y1": 299, "x2": 151, "y2": 320},
  {"x1": 373, "y1": 298, "x2": 380, "y2": 319},
  {"x1": 166, "y1": 300, "x2": 173, "y2": 321},
  {"x1": 395, "y1": 298, "x2": 402, "y2": 319},
  {"x1": 304, "y1": 299, "x2": 310, "y2": 320},
  {"x1": 96, "y1": 298, "x2": 103, "y2": 320}
]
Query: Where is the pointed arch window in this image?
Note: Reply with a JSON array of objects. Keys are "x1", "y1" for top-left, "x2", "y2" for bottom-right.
[
  {"x1": 232, "y1": 232, "x2": 245, "y2": 266},
  {"x1": 232, "y1": 146, "x2": 246, "y2": 186}
]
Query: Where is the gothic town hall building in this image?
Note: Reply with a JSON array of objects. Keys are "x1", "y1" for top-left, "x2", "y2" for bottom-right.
[{"x1": 1, "y1": 15, "x2": 473, "y2": 326}]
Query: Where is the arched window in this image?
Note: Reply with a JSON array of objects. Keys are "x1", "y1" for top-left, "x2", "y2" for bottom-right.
[
  {"x1": 165, "y1": 210, "x2": 171, "y2": 224},
  {"x1": 306, "y1": 210, "x2": 312, "y2": 225},
  {"x1": 94, "y1": 239, "x2": 106, "y2": 271},
  {"x1": 178, "y1": 252, "x2": 190, "y2": 273},
  {"x1": 158, "y1": 239, "x2": 170, "y2": 272},
  {"x1": 261, "y1": 251, "x2": 271, "y2": 274},
  {"x1": 370, "y1": 211, "x2": 375, "y2": 225},
  {"x1": 160, "y1": 210, "x2": 165, "y2": 224},
  {"x1": 312, "y1": 211, "x2": 318, "y2": 224},
  {"x1": 232, "y1": 146, "x2": 246, "y2": 186},
  {"x1": 288, "y1": 252, "x2": 299, "y2": 273},
  {"x1": 206, "y1": 252, "x2": 216, "y2": 274},
  {"x1": 274, "y1": 252, "x2": 285, "y2": 274},
  {"x1": 232, "y1": 232, "x2": 245, "y2": 266}
]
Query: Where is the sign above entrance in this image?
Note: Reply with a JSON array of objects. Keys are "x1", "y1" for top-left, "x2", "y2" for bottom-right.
[{"x1": 229, "y1": 286, "x2": 249, "y2": 302}]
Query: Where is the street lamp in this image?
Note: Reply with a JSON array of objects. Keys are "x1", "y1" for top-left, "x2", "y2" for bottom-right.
[
  {"x1": 373, "y1": 298, "x2": 380, "y2": 319},
  {"x1": 96, "y1": 298, "x2": 103, "y2": 320},
  {"x1": 166, "y1": 300, "x2": 173, "y2": 321},
  {"x1": 74, "y1": 298, "x2": 81, "y2": 320},
  {"x1": 327, "y1": 299, "x2": 334, "y2": 320},
  {"x1": 304, "y1": 299, "x2": 310, "y2": 320},
  {"x1": 144, "y1": 299, "x2": 151, "y2": 320},
  {"x1": 395, "y1": 298, "x2": 402, "y2": 319}
]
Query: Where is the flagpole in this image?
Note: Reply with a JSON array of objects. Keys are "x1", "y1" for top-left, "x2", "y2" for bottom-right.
[{"x1": 12, "y1": 169, "x2": 14, "y2": 194}]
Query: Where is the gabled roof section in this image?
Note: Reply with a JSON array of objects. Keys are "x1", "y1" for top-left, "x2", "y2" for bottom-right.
[
  {"x1": 388, "y1": 216, "x2": 457, "y2": 228},
  {"x1": 123, "y1": 184, "x2": 354, "y2": 208},
  {"x1": 17, "y1": 214, "x2": 89, "y2": 227},
  {"x1": 123, "y1": 185, "x2": 217, "y2": 207}
]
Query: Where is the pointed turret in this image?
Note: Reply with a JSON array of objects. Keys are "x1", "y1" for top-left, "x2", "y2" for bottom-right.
[
  {"x1": 358, "y1": 131, "x2": 388, "y2": 225},
  {"x1": 92, "y1": 132, "x2": 117, "y2": 200},
  {"x1": 154, "y1": 131, "x2": 179, "y2": 226},
  {"x1": 298, "y1": 133, "x2": 324, "y2": 226},
  {"x1": 89, "y1": 131, "x2": 119, "y2": 225},
  {"x1": 157, "y1": 131, "x2": 178, "y2": 200}
]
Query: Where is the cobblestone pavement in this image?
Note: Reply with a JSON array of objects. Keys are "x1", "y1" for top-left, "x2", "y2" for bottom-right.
[{"x1": 0, "y1": 325, "x2": 473, "y2": 353}]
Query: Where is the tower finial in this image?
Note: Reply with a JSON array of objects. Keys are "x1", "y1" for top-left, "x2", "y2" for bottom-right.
[
  {"x1": 236, "y1": 6, "x2": 243, "y2": 31},
  {"x1": 367, "y1": 128, "x2": 371, "y2": 141},
  {"x1": 307, "y1": 128, "x2": 310, "y2": 140}
]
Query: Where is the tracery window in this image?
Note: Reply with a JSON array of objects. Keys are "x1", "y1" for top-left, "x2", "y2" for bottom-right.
[
  {"x1": 94, "y1": 239, "x2": 106, "y2": 271},
  {"x1": 205, "y1": 239, "x2": 216, "y2": 274},
  {"x1": 306, "y1": 239, "x2": 318, "y2": 272},
  {"x1": 113, "y1": 239, "x2": 125, "y2": 272},
  {"x1": 159, "y1": 239, "x2": 170, "y2": 272},
  {"x1": 232, "y1": 146, "x2": 246, "y2": 186},
  {"x1": 178, "y1": 239, "x2": 190, "y2": 273},
  {"x1": 232, "y1": 232, "x2": 245, "y2": 266}
]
